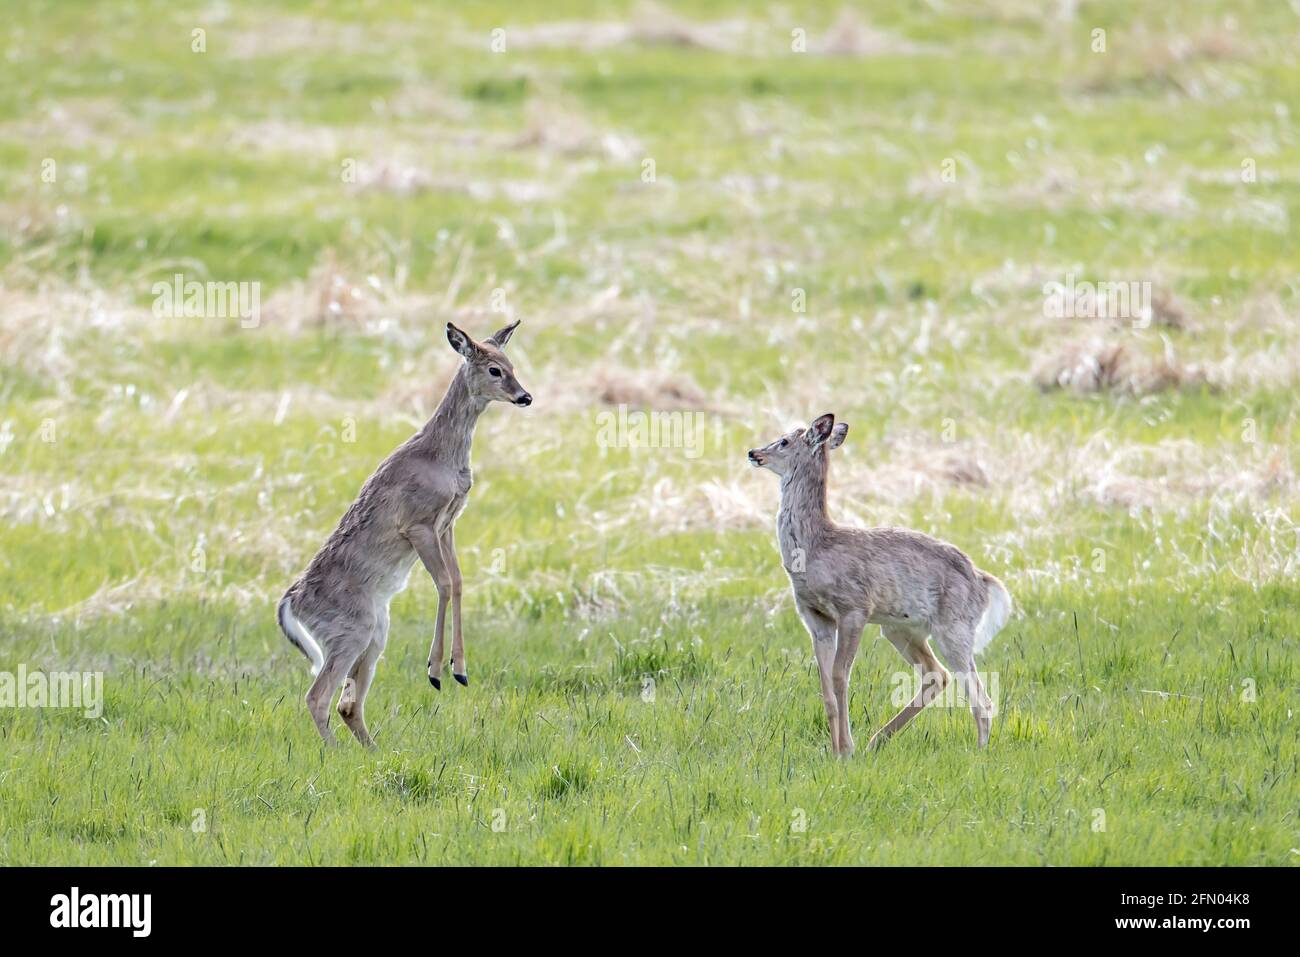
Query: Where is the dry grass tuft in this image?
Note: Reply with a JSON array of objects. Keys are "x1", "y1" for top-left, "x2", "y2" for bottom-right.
[
  {"x1": 260, "y1": 250, "x2": 438, "y2": 334},
  {"x1": 342, "y1": 159, "x2": 557, "y2": 203},
  {"x1": 0, "y1": 199, "x2": 83, "y2": 247},
  {"x1": 832, "y1": 439, "x2": 992, "y2": 513},
  {"x1": 1081, "y1": 22, "x2": 1245, "y2": 97},
  {"x1": 349, "y1": 160, "x2": 437, "y2": 196},
  {"x1": 227, "y1": 119, "x2": 342, "y2": 157},
  {"x1": 1033, "y1": 338, "x2": 1215, "y2": 396},
  {"x1": 503, "y1": 2, "x2": 752, "y2": 53},
  {"x1": 0, "y1": 98, "x2": 131, "y2": 149},
  {"x1": 0, "y1": 280, "x2": 146, "y2": 383},
  {"x1": 1150, "y1": 288, "x2": 1190, "y2": 330},
  {"x1": 590, "y1": 367, "x2": 711, "y2": 411},
  {"x1": 811, "y1": 8, "x2": 923, "y2": 57},
  {"x1": 228, "y1": 16, "x2": 394, "y2": 60},
  {"x1": 508, "y1": 99, "x2": 642, "y2": 162},
  {"x1": 1000, "y1": 164, "x2": 1197, "y2": 218}
]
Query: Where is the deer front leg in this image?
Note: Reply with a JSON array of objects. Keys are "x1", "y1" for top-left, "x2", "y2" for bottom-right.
[
  {"x1": 798, "y1": 602, "x2": 841, "y2": 756},
  {"x1": 441, "y1": 527, "x2": 467, "y2": 686},
  {"x1": 832, "y1": 610, "x2": 868, "y2": 756},
  {"x1": 407, "y1": 525, "x2": 451, "y2": 690}
]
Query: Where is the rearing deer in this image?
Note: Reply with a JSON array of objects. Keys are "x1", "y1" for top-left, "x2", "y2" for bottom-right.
[
  {"x1": 748, "y1": 413, "x2": 1011, "y2": 755},
  {"x1": 277, "y1": 320, "x2": 531, "y2": 746}
]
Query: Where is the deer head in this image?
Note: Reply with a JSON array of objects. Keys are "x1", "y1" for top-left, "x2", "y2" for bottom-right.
[
  {"x1": 446, "y1": 320, "x2": 532, "y2": 407},
  {"x1": 747, "y1": 413, "x2": 847, "y2": 476}
]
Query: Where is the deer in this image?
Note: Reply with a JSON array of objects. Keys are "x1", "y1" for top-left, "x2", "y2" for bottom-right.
[
  {"x1": 276, "y1": 320, "x2": 531, "y2": 746},
  {"x1": 748, "y1": 413, "x2": 1011, "y2": 756}
]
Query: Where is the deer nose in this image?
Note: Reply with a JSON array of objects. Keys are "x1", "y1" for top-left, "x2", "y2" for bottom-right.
[
  {"x1": 514, "y1": 393, "x2": 532, "y2": 407},
  {"x1": 748, "y1": 449, "x2": 761, "y2": 463}
]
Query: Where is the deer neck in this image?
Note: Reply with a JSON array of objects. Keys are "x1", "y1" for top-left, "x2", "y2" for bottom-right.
[
  {"x1": 418, "y1": 366, "x2": 487, "y2": 465},
  {"x1": 776, "y1": 454, "x2": 831, "y2": 570}
]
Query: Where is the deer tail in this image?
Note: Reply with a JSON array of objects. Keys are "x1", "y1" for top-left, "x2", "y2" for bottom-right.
[
  {"x1": 277, "y1": 592, "x2": 323, "y2": 677},
  {"x1": 973, "y1": 571, "x2": 1012, "y2": 655}
]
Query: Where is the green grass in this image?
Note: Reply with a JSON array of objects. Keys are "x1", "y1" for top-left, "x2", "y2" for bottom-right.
[{"x1": 1, "y1": 0, "x2": 1298, "y2": 864}]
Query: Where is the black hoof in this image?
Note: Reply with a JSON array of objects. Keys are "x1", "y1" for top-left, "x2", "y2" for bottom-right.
[
  {"x1": 454, "y1": 673, "x2": 469, "y2": 687},
  {"x1": 429, "y1": 675, "x2": 441, "y2": 691}
]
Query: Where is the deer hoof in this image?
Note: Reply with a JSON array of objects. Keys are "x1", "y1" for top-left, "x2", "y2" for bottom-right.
[
  {"x1": 428, "y1": 674, "x2": 441, "y2": 691},
  {"x1": 454, "y1": 673, "x2": 469, "y2": 687}
]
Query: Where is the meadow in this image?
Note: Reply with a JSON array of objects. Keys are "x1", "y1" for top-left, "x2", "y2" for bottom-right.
[{"x1": 0, "y1": 0, "x2": 1297, "y2": 865}]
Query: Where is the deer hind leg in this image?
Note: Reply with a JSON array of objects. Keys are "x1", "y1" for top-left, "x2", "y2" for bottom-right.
[
  {"x1": 441, "y1": 527, "x2": 468, "y2": 687},
  {"x1": 930, "y1": 619, "x2": 993, "y2": 749},
  {"x1": 306, "y1": 641, "x2": 363, "y2": 746},
  {"x1": 867, "y1": 626, "x2": 950, "y2": 751},
  {"x1": 338, "y1": 616, "x2": 387, "y2": 748},
  {"x1": 958, "y1": 659, "x2": 993, "y2": 749}
]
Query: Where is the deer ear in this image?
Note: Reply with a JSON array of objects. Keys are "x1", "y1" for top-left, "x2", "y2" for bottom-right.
[
  {"x1": 446, "y1": 322, "x2": 479, "y2": 359},
  {"x1": 828, "y1": 422, "x2": 848, "y2": 450},
  {"x1": 805, "y1": 413, "x2": 835, "y2": 447},
  {"x1": 487, "y1": 319, "x2": 520, "y2": 349}
]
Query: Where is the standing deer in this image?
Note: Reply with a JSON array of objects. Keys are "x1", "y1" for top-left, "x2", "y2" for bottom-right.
[
  {"x1": 277, "y1": 320, "x2": 531, "y2": 746},
  {"x1": 748, "y1": 413, "x2": 1011, "y2": 755}
]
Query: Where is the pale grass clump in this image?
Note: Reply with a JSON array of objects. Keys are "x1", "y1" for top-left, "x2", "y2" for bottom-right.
[
  {"x1": 1076, "y1": 440, "x2": 1297, "y2": 515},
  {"x1": 917, "y1": 161, "x2": 1199, "y2": 219},
  {"x1": 260, "y1": 250, "x2": 440, "y2": 333},
  {"x1": 810, "y1": 8, "x2": 924, "y2": 57},
  {"x1": 0, "y1": 198, "x2": 84, "y2": 247},
  {"x1": 499, "y1": 2, "x2": 754, "y2": 53},
  {"x1": 226, "y1": 119, "x2": 343, "y2": 157},
  {"x1": 146, "y1": 381, "x2": 380, "y2": 429},
  {"x1": 1008, "y1": 166, "x2": 1199, "y2": 219},
  {"x1": 0, "y1": 477, "x2": 83, "y2": 529},
  {"x1": 1032, "y1": 337, "x2": 1216, "y2": 396},
  {"x1": 641, "y1": 475, "x2": 774, "y2": 534},
  {"x1": 0, "y1": 280, "x2": 147, "y2": 384},
  {"x1": 0, "y1": 97, "x2": 132, "y2": 149},
  {"x1": 227, "y1": 15, "x2": 397, "y2": 60},
  {"x1": 382, "y1": 82, "x2": 473, "y2": 123},
  {"x1": 1212, "y1": 342, "x2": 1300, "y2": 392},
  {"x1": 47, "y1": 572, "x2": 273, "y2": 623},
  {"x1": 348, "y1": 160, "x2": 438, "y2": 196},
  {"x1": 1079, "y1": 21, "x2": 1246, "y2": 99},
  {"x1": 590, "y1": 367, "x2": 712, "y2": 412},
  {"x1": 825, "y1": 438, "x2": 992, "y2": 519},
  {"x1": 508, "y1": 98, "x2": 643, "y2": 162},
  {"x1": 339, "y1": 157, "x2": 560, "y2": 204}
]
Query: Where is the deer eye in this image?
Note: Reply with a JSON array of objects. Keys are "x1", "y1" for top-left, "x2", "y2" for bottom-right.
[
  {"x1": 488, "y1": 367, "x2": 502, "y2": 378},
  {"x1": 779, "y1": 439, "x2": 788, "y2": 448}
]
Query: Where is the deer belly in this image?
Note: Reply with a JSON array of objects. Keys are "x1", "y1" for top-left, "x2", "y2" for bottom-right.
[
  {"x1": 870, "y1": 611, "x2": 925, "y2": 629},
  {"x1": 372, "y1": 547, "x2": 419, "y2": 603}
]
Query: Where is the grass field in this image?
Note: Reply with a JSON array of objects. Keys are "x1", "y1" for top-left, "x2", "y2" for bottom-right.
[{"x1": 1, "y1": 0, "x2": 1298, "y2": 865}]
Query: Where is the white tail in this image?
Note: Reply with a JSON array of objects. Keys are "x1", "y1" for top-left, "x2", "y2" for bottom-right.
[
  {"x1": 278, "y1": 595, "x2": 323, "y2": 677},
  {"x1": 974, "y1": 573, "x2": 1011, "y2": 654}
]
